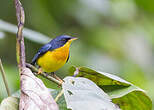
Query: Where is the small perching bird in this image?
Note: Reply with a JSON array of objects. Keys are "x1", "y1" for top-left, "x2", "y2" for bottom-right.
[{"x1": 31, "y1": 35, "x2": 77, "y2": 74}]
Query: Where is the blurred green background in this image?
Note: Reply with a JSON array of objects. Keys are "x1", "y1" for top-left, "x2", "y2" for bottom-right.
[{"x1": 0, "y1": 0, "x2": 154, "y2": 108}]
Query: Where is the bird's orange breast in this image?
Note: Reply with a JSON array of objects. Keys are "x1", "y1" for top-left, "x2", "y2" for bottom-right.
[{"x1": 37, "y1": 40, "x2": 71, "y2": 72}]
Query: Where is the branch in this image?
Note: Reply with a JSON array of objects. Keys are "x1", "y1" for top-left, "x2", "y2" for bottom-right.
[
  {"x1": 26, "y1": 63, "x2": 62, "y2": 85},
  {"x1": 14, "y1": 0, "x2": 25, "y2": 71},
  {"x1": 0, "y1": 59, "x2": 11, "y2": 96}
]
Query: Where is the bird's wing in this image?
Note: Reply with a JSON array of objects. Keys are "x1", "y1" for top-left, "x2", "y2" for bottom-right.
[
  {"x1": 66, "y1": 53, "x2": 70, "y2": 63},
  {"x1": 31, "y1": 43, "x2": 52, "y2": 65}
]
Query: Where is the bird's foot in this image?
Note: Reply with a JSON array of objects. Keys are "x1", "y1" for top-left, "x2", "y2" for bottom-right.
[
  {"x1": 51, "y1": 72, "x2": 64, "y2": 86},
  {"x1": 38, "y1": 68, "x2": 43, "y2": 74},
  {"x1": 59, "y1": 80, "x2": 64, "y2": 86}
]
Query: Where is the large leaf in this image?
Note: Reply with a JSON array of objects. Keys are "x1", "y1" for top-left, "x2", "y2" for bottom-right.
[
  {"x1": 19, "y1": 68, "x2": 58, "y2": 110},
  {"x1": 0, "y1": 97, "x2": 19, "y2": 110},
  {"x1": 69, "y1": 66, "x2": 152, "y2": 110},
  {"x1": 4, "y1": 89, "x2": 67, "y2": 110},
  {"x1": 62, "y1": 76, "x2": 121, "y2": 110}
]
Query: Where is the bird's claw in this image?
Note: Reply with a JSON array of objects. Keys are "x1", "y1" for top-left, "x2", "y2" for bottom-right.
[{"x1": 38, "y1": 68, "x2": 43, "y2": 74}]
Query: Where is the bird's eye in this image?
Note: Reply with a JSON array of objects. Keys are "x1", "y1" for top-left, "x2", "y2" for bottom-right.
[{"x1": 61, "y1": 39, "x2": 66, "y2": 41}]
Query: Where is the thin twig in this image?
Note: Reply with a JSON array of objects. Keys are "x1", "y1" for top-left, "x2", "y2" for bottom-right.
[
  {"x1": 26, "y1": 63, "x2": 62, "y2": 86},
  {"x1": 0, "y1": 59, "x2": 11, "y2": 96},
  {"x1": 54, "y1": 68, "x2": 80, "y2": 102},
  {"x1": 55, "y1": 89, "x2": 64, "y2": 102}
]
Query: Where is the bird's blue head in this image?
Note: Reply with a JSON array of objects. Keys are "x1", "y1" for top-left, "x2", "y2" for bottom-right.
[{"x1": 49, "y1": 35, "x2": 77, "y2": 48}]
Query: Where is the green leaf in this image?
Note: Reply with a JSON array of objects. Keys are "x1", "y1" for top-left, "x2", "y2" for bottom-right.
[
  {"x1": 62, "y1": 76, "x2": 121, "y2": 110},
  {"x1": 69, "y1": 66, "x2": 152, "y2": 110},
  {"x1": 0, "y1": 97, "x2": 19, "y2": 110}
]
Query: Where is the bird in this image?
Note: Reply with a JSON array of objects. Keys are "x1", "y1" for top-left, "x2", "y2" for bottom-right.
[{"x1": 31, "y1": 35, "x2": 77, "y2": 76}]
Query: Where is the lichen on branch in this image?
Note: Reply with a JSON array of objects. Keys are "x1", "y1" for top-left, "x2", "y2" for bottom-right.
[{"x1": 14, "y1": 0, "x2": 25, "y2": 71}]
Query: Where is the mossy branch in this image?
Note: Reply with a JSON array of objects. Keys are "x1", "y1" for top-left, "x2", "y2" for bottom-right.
[{"x1": 14, "y1": 0, "x2": 25, "y2": 72}]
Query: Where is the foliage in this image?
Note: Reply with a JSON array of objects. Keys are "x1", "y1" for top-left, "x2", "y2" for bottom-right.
[
  {"x1": 0, "y1": 67, "x2": 152, "y2": 110},
  {"x1": 69, "y1": 66, "x2": 152, "y2": 110},
  {"x1": 0, "y1": 0, "x2": 154, "y2": 109}
]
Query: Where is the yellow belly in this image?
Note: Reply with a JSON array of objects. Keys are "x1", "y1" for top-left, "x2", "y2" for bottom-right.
[{"x1": 37, "y1": 42, "x2": 70, "y2": 72}]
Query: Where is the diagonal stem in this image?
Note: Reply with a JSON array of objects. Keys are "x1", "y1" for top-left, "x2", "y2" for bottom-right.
[
  {"x1": 55, "y1": 89, "x2": 64, "y2": 102},
  {"x1": 26, "y1": 63, "x2": 62, "y2": 86},
  {"x1": 0, "y1": 59, "x2": 11, "y2": 96}
]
